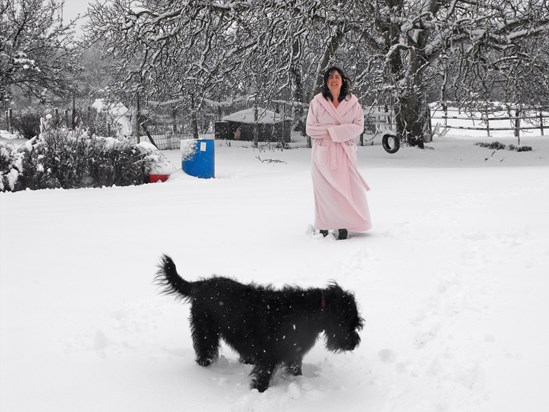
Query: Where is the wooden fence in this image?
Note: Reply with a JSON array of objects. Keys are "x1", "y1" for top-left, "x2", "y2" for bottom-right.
[
  {"x1": 3, "y1": 106, "x2": 114, "y2": 135},
  {"x1": 430, "y1": 105, "x2": 548, "y2": 138},
  {"x1": 363, "y1": 104, "x2": 548, "y2": 142}
]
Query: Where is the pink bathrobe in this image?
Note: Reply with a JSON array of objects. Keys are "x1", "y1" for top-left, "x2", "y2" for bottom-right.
[{"x1": 306, "y1": 93, "x2": 372, "y2": 232}]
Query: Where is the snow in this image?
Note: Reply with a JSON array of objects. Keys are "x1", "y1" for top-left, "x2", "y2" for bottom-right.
[
  {"x1": 0, "y1": 130, "x2": 19, "y2": 140},
  {"x1": 222, "y1": 108, "x2": 291, "y2": 124},
  {"x1": 1, "y1": 132, "x2": 548, "y2": 411},
  {"x1": 138, "y1": 142, "x2": 177, "y2": 175}
]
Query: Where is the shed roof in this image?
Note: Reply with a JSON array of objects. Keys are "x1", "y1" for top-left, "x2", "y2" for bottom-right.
[{"x1": 222, "y1": 108, "x2": 292, "y2": 124}]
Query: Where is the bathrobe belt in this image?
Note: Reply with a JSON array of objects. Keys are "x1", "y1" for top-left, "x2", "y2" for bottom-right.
[{"x1": 320, "y1": 139, "x2": 355, "y2": 170}]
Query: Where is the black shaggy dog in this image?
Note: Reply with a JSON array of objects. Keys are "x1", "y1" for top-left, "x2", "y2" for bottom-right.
[{"x1": 155, "y1": 254, "x2": 364, "y2": 392}]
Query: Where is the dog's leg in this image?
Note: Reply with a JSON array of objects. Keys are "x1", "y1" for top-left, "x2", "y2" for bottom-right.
[
  {"x1": 250, "y1": 362, "x2": 276, "y2": 392},
  {"x1": 190, "y1": 307, "x2": 220, "y2": 367},
  {"x1": 285, "y1": 359, "x2": 303, "y2": 376}
]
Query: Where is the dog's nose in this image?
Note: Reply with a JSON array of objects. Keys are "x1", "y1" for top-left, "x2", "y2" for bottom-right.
[{"x1": 348, "y1": 331, "x2": 361, "y2": 349}]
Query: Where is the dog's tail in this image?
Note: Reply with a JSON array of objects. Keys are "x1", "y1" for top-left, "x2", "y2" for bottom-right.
[{"x1": 155, "y1": 254, "x2": 192, "y2": 300}]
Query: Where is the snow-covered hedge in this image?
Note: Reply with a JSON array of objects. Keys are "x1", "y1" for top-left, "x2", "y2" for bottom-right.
[
  {"x1": 475, "y1": 141, "x2": 533, "y2": 152},
  {"x1": 0, "y1": 130, "x2": 171, "y2": 192}
]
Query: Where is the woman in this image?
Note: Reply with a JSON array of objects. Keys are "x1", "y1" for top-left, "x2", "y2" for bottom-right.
[{"x1": 306, "y1": 66, "x2": 372, "y2": 239}]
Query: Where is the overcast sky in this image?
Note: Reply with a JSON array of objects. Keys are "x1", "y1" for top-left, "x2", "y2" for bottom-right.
[
  {"x1": 62, "y1": 0, "x2": 90, "y2": 21},
  {"x1": 61, "y1": 0, "x2": 91, "y2": 34}
]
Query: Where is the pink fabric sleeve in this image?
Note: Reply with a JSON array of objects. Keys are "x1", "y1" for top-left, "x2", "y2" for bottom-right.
[
  {"x1": 306, "y1": 102, "x2": 330, "y2": 140},
  {"x1": 327, "y1": 104, "x2": 364, "y2": 143}
]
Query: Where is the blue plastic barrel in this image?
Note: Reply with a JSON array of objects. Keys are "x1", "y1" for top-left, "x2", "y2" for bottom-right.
[{"x1": 181, "y1": 138, "x2": 215, "y2": 179}]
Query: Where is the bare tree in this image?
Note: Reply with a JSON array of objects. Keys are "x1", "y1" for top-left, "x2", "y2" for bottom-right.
[
  {"x1": 351, "y1": 0, "x2": 549, "y2": 146},
  {"x1": 85, "y1": 0, "x2": 549, "y2": 147},
  {"x1": 0, "y1": 0, "x2": 80, "y2": 103},
  {"x1": 445, "y1": 3, "x2": 549, "y2": 109}
]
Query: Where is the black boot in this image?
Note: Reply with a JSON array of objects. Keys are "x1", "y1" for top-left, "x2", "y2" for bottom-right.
[
  {"x1": 337, "y1": 229, "x2": 348, "y2": 240},
  {"x1": 319, "y1": 230, "x2": 329, "y2": 237}
]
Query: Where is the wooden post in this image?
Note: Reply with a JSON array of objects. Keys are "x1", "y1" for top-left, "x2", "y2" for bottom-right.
[
  {"x1": 484, "y1": 107, "x2": 490, "y2": 137},
  {"x1": 135, "y1": 93, "x2": 141, "y2": 143},
  {"x1": 424, "y1": 105, "x2": 433, "y2": 143},
  {"x1": 253, "y1": 104, "x2": 259, "y2": 147},
  {"x1": 442, "y1": 102, "x2": 448, "y2": 128},
  {"x1": 172, "y1": 108, "x2": 177, "y2": 133},
  {"x1": 54, "y1": 108, "x2": 59, "y2": 129},
  {"x1": 515, "y1": 107, "x2": 521, "y2": 145},
  {"x1": 280, "y1": 102, "x2": 286, "y2": 147},
  {"x1": 71, "y1": 93, "x2": 76, "y2": 130},
  {"x1": 540, "y1": 109, "x2": 545, "y2": 136},
  {"x1": 7, "y1": 108, "x2": 12, "y2": 133}
]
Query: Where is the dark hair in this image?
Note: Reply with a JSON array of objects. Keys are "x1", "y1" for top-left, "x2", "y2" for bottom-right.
[{"x1": 322, "y1": 66, "x2": 351, "y2": 102}]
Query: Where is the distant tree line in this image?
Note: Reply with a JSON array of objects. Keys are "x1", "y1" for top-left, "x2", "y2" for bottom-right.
[
  {"x1": 2, "y1": 0, "x2": 548, "y2": 148},
  {"x1": 85, "y1": 0, "x2": 549, "y2": 148}
]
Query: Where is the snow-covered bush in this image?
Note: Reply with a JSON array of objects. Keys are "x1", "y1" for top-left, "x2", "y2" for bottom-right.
[
  {"x1": 507, "y1": 144, "x2": 532, "y2": 152},
  {"x1": 11, "y1": 110, "x2": 42, "y2": 139},
  {"x1": 475, "y1": 141, "x2": 507, "y2": 150},
  {"x1": 0, "y1": 130, "x2": 169, "y2": 192},
  {"x1": 139, "y1": 142, "x2": 177, "y2": 175},
  {"x1": 475, "y1": 141, "x2": 532, "y2": 152},
  {"x1": 0, "y1": 142, "x2": 24, "y2": 191},
  {"x1": 0, "y1": 143, "x2": 16, "y2": 172}
]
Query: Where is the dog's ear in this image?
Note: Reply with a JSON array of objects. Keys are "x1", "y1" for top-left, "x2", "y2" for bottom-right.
[
  {"x1": 324, "y1": 283, "x2": 363, "y2": 329},
  {"x1": 321, "y1": 282, "x2": 342, "y2": 310},
  {"x1": 326, "y1": 281, "x2": 343, "y2": 295}
]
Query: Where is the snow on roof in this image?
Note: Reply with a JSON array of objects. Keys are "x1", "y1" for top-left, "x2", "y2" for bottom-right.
[
  {"x1": 222, "y1": 108, "x2": 292, "y2": 124},
  {"x1": 92, "y1": 99, "x2": 130, "y2": 117}
]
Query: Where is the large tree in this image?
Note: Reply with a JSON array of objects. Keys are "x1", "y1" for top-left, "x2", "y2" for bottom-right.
[
  {"x1": 85, "y1": 0, "x2": 549, "y2": 147},
  {"x1": 338, "y1": 0, "x2": 549, "y2": 147},
  {"x1": 0, "y1": 0, "x2": 80, "y2": 103}
]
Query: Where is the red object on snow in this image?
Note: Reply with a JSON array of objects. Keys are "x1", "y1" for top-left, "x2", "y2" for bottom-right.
[{"x1": 148, "y1": 174, "x2": 170, "y2": 183}]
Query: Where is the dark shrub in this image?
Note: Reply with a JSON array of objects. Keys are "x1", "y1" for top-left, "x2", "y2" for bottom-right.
[
  {"x1": 507, "y1": 144, "x2": 532, "y2": 152},
  {"x1": 1, "y1": 130, "x2": 161, "y2": 192},
  {"x1": 11, "y1": 110, "x2": 42, "y2": 139},
  {"x1": 475, "y1": 141, "x2": 506, "y2": 150}
]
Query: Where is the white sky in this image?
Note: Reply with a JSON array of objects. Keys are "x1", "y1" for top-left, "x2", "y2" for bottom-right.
[
  {"x1": 62, "y1": 0, "x2": 90, "y2": 21},
  {"x1": 61, "y1": 0, "x2": 92, "y2": 34}
]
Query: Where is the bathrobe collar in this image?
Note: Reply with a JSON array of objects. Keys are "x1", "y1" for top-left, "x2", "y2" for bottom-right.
[{"x1": 313, "y1": 93, "x2": 358, "y2": 124}]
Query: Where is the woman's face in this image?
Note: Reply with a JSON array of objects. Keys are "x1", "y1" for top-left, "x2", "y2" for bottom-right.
[{"x1": 327, "y1": 70, "x2": 343, "y2": 95}]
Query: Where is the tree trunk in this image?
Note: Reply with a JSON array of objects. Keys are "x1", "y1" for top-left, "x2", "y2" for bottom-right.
[
  {"x1": 253, "y1": 105, "x2": 259, "y2": 147},
  {"x1": 191, "y1": 94, "x2": 198, "y2": 139},
  {"x1": 312, "y1": 26, "x2": 346, "y2": 97},
  {"x1": 135, "y1": 93, "x2": 141, "y2": 143},
  {"x1": 395, "y1": 93, "x2": 425, "y2": 148},
  {"x1": 306, "y1": 26, "x2": 346, "y2": 147},
  {"x1": 290, "y1": 39, "x2": 306, "y2": 137},
  {"x1": 388, "y1": 43, "x2": 426, "y2": 148}
]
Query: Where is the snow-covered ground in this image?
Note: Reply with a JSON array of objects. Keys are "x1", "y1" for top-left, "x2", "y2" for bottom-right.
[{"x1": 1, "y1": 131, "x2": 548, "y2": 411}]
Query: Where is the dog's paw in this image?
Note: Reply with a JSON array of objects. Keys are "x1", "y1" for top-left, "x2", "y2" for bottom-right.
[{"x1": 251, "y1": 380, "x2": 269, "y2": 393}]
